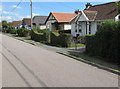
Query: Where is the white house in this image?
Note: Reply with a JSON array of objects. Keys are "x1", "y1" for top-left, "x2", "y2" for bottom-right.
[
  {"x1": 71, "y1": 2, "x2": 120, "y2": 37},
  {"x1": 45, "y1": 12, "x2": 77, "y2": 31}
]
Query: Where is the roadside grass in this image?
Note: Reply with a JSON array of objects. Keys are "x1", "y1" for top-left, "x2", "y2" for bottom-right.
[
  {"x1": 69, "y1": 43, "x2": 85, "y2": 47},
  {"x1": 60, "y1": 53, "x2": 120, "y2": 73}
]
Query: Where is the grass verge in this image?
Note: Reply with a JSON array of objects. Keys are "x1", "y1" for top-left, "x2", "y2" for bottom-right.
[{"x1": 57, "y1": 52, "x2": 120, "y2": 75}]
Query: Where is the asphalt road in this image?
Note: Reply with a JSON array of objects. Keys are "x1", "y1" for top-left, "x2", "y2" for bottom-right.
[{"x1": 0, "y1": 34, "x2": 119, "y2": 87}]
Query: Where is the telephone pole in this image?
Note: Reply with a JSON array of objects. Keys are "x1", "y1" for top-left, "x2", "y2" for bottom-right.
[{"x1": 30, "y1": 0, "x2": 32, "y2": 30}]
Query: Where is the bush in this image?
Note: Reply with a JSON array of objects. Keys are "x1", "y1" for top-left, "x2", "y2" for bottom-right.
[
  {"x1": 31, "y1": 28, "x2": 49, "y2": 42},
  {"x1": 58, "y1": 30, "x2": 71, "y2": 34},
  {"x1": 17, "y1": 28, "x2": 30, "y2": 37},
  {"x1": 50, "y1": 32, "x2": 71, "y2": 47},
  {"x1": 85, "y1": 20, "x2": 120, "y2": 64},
  {"x1": 31, "y1": 29, "x2": 72, "y2": 47},
  {"x1": 9, "y1": 29, "x2": 17, "y2": 34}
]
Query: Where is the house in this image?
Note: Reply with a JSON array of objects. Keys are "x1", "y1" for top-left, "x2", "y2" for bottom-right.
[
  {"x1": 45, "y1": 12, "x2": 77, "y2": 31},
  {"x1": 32, "y1": 16, "x2": 48, "y2": 30},
  {"x1": 11, "y1": 21, "x2": 22, "y2": 29},
  {"x1": 71, "y1": 1, "x2": 119, "y2": 37},
  {"x1": 22, "y1": 18, "x2": 31, "y2": 30}
]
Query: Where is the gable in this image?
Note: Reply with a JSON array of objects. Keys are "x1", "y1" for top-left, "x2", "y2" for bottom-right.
[{"x1": 87, "y1": 2, "x2": 119, "y2": 20}]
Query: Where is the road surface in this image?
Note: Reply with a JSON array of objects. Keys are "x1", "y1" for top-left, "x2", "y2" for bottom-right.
[{"x1": 0, "y1": 34, "x2": 119, "y2": 87}]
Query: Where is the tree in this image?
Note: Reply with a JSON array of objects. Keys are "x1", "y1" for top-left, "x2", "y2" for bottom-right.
[{"x1": 116, "y1": 1, "x2": 120, "y2": 14}]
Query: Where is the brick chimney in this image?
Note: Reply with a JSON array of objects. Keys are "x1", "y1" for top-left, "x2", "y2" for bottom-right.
[
  {"x1": 85, "y1": 3, "x2": 92, "y2": 10},
  {"x1": 75, "y1": 9, "x2": 81, "y2": 14}
]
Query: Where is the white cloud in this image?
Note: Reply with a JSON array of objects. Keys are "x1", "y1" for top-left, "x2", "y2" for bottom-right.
[
  {"x1": 11, "y1": 5, "x2": 22, "y2": 9},
  {"x1": 26, "y1": 15, "x2": 31, "y2": 18},
  {"x1": 2, "y1": 16, "x2": 12, "y2": 21},
  {"x1": 32, "y1": 13, "x2": 40, "y2": 16},
  {"x1": 3, "y1": 11, "x2": 19, "y2": 16},
  {"x1": 3, "y1": 11, "x2": 10, "y2": 15}
]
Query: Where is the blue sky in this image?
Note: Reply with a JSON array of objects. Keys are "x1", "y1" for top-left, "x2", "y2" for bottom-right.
[{"x1": 1, "y1": 1, "x2": 117, "y2": 22}]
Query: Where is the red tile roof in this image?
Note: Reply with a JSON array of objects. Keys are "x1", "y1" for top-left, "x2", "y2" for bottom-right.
[
  {"x1": 11, "y1": 21, "x2": 22, "y2": 26},
  {"x1": 22, "y1": 18, "x2": 31, "y2": 25},
  {"x1": 50, "y1": 12, "x2": 77, "y2": 23}
]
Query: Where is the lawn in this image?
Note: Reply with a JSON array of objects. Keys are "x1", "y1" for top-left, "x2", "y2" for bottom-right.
[{"x1": 69, "y1": 43, "x2": 85, "y2": 47}]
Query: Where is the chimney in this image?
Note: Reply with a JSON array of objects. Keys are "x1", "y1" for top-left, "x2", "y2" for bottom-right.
[
  {"x1": 85, "y1": 3, "x2": 92, "y2": 10},
  {"x1": 75, "y1": 9, "x2": 81, "y2": 14}
]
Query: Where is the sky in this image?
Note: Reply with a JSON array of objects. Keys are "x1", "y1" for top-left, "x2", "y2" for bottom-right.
[{"x1": 1, "y1": 0, "x2": 118, "y2": 22}]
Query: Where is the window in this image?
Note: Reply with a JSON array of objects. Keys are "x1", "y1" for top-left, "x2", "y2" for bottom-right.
[
  {"x1": 78, "y1": 22, "x2": 82, "y2": 32},
  {"x1": 89, "y1": 22, "x2": 91, "y2": 34},
  {"x1": 75, "y1": 24, "x2": 77, "y2": 32}
]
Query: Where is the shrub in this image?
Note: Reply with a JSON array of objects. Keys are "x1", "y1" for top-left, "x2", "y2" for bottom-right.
[
  {"x1": 31, "y1": 28, "x2": 48, "y2": 42},
  {"x1": 50, "y1": 32, "x2": 71, "y2": 47},
  {"x1": 85, "y1": 20, "x2": 120, "y2": 64},
  {"x1": 17, "y1": 28, "x2": 30, "y2": 37}
]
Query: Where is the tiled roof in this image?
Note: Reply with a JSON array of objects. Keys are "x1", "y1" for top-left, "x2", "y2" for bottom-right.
[
  {"x1": 33, "y1": 16, "x2": 48, "y2": 25},
  {"x1": 11, "y1": 21, "x2": 22, "y2": 26},
  {"x1": 22, "y1": 18, "x2": 31, "y2": 25},
  {"x1": 50, "y1": 12, "x2": 77, "y2": 23},
  {"x1": 84, "y1": 1, "x2": 119, "y2": 20},
  {"x1": 83, "y1": 10, "x2": 97, "y2": 20}
]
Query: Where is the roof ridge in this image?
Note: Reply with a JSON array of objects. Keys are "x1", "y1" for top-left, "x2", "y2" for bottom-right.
[
  {"x1": 91, "y1": 1, "x2": 117, "y2": 7},
  {"x1": 52, "y1": 12, "x2": 75, "y2": 14}
]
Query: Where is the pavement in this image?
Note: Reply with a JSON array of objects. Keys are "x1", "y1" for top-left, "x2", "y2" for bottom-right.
[{"x1": 0, "y1": 33, "x2": 119, "y2": 87}]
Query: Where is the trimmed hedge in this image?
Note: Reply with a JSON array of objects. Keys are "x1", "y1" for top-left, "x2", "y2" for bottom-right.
[
  {"x1": 31, "y1": 28, "x2": 49, "y2": 42},
  {"x1": 50, "y1": 32, "x2": 71, "y2": 47},
  {"x1": 31, "y1": 29, "x2": 72, "y2": 47},
  {"x1": 17, "y1": 28, "x2": 30, "y2": 37},
  {"x1": 85, "y1": 20, "x2": 120, "y2": 64}
]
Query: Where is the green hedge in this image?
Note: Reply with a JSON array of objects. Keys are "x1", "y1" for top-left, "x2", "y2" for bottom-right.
[
  {"x1": 85, "y1": 20, "x2": 120, "y2": 64},
  {"x1": 31, "y1": 28, "x2": 49, "y2": 42},
  {"x1": 50, "y1": 32, "x2": 71, "y2": 47},
  {"x1": 31, "y1": 29, "x2": 72, "y2": 47},
  {"x1": 17, "y1": 28, "x2": 30, "y2": 37}
]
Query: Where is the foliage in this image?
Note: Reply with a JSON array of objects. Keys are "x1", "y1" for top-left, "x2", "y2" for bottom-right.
[
  {"x1": 2, "y1": 21, "x2": 15, "y2": 33},
  {"x1": 17, "y1": 28, "x2": 30, "y2": 37},
  {"x1": 85, "y1": 20, "x2": 120, "y2": 64},
  {"x1": 116, "y1": 2, "x2": 120, "y2": 14},
  {"x1": 50, "y1": 32, "x2": 71, "y2": 47},
  {"x1": 31, "y1": 28, "x2": 49, "y2": 42},
  {"x1": 31, "y1": 28, "x2": 72, "y2": 47}
]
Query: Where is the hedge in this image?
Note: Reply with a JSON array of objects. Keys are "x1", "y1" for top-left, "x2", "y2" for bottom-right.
[
  {"x1": 85, "y1": 20, "x2": 120, "y2": 64},
  {"x1": 17, "y1": 28, "x2": 30, "y2": 37},
  {"x1": 50, "y1": 32, "x2": 71, "y2": 47},
  {"x1": 31, "y1": 29, "x2": 72, "y2": 47},
  {"x1": 31, "y1": 28, "x2": 49, "y2": 43}
]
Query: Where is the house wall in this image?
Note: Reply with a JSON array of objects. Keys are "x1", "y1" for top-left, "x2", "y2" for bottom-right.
[
  {"x1": 115, "y1": 14, "x2": 120, "y2": 21},
  {"x1": 40, "y1": 25, "x2": 46, "y2": 30},
  {"x1": 71, "y1": 13, "x2": 98, "y2": 37},
  {"x1": 64, "y1": 24, "x2": 71, "y2": 30},
  {"x1": 46, "y1": 15, "x2": 57, "y2": 31},
  {"x1": 71, "y1": 13, "x2": 88, "y2": 37}
]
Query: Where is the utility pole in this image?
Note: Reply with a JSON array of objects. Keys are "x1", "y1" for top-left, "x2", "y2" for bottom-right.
[{"x1": 30, "y1": 0, "x2": 32, "y2": 30}]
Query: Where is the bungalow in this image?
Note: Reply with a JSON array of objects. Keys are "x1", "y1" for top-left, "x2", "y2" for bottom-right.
[
  {"x1": 45, "y1": 12, "x2": 77, "y2": 31},
  {"x1": 11, "y1": 21, "x2": 22, "y2": 29},
  {"x1": 71, "y1": 1, "x2": 120, "y2": 37},
  {"x1": 32, "y1": 16, "x2": 48, "y2": 30},
  {"x1": 22, "y1": 18, "x2": 31, "y2": 30}
]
